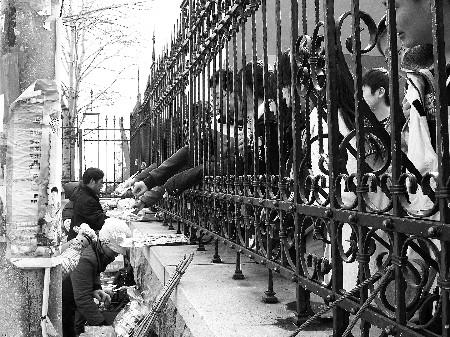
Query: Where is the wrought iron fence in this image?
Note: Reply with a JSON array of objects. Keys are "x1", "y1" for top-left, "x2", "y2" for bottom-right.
[
  {"x1": 62, "y1": 114, "x2": 130, "y2": 196},
  {"x1": 130, "y1": 1, "x2": 450, "y2": 336}
]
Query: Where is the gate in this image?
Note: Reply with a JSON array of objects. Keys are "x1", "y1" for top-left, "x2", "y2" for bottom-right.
[
  {"x1": 131, "y1": 1, "x2": 450, "y2": 336},
  {"x1": 62, "y1": 113, "x2": 130, "y2": 195}
]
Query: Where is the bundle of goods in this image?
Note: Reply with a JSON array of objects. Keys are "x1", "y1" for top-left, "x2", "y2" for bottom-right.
[
  {"x1": 121, "y1": 229, "x2": 189, "y2": 248},
  {"x1": 102, "y1": 217, "x2": 130, "y2": 233},
  {"x1": 113, "y1": 287, "x2": 150, "y2": 337},
  {"x1": 100, "y1": 265, "x2": 137, "y2": 323},
  {"x1": 105, "y1": 198, "x2": 145, "y2": 221},
  {"x1": 106, "y1": 209, "x2": 144, "y2": 222},
  {"x1": 79, "y1": 326, "x2": 116, "y2": 337},
  {"x1": 101, "y1": 198, "x2": 120, "y2": 211},
  {"x1": 131, "y1": 252, "x2": 194, "y2": 337},
  {"x1": 58, "y1": 223, "x2": 97, "y2": 277},
  {"x1": 114, "y1": 173, "x2": 138, "y2": 197},
  {"x1": 117, "y1": 198, "x2": 137, "y2": 210}
]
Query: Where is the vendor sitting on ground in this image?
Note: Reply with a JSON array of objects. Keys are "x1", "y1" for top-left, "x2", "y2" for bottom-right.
[
  {"x1": 62, "y1": 219, "x2": 131, "y2": 336},
  {"x1": 67, "y1": 168, "x2": 107, "y2": 240}
]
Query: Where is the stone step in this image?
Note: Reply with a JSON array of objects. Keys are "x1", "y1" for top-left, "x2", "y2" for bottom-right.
[{"x1": 129, "y1": 220, "x2": 334, "y2": 337}]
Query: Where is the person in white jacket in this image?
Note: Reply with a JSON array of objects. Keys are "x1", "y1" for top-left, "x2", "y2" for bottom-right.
[{"x1": 380, "y1": 0, "x2": 450, "y2": 219}]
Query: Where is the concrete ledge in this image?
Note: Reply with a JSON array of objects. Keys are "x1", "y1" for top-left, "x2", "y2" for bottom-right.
[
  {"x1": 130, "y1": 221, "x2": 333, "y2": 337},
  {"x1": 10, "y1": 256, "x2": 61, "y2": 269}
]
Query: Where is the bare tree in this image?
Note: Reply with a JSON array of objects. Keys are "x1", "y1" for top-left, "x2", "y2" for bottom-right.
[{"x1": 60, "y1": 0, "x2": 149, "y2": 181}]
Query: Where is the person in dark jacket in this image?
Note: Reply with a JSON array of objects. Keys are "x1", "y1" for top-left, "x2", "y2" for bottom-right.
[
  {"x1": 61, "y1": 182, "x2": 79, "y2": 238},
  {"x1": 67, "y1": 168, "x2": 107, "y2": 240},
  {"x1": 62, "y1": 219, "x2": 131, "y2": 336}
]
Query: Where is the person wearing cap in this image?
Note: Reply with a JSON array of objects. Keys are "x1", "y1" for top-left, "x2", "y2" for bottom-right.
[{"x1": 62, "y1": 219, "x2": 131, "y2": 337}]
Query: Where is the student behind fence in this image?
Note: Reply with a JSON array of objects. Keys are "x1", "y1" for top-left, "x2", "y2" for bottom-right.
[
  {"x1": 381, "y1": 0, "x2": 450, "y2": 218},
  {"x1": 133, "y1": 63, "x2": 275, "y2": 209},
  {"x1": 384, "y1": 0, "x2": 450, "y2": 155},
  {"x1": 294, "y1": 45, "x2": 393, "y2": 287},
  {"x1": 276, "y1": 50, "x2": 295, "y2": 175},
  {"x1": 235, "y1": 61, "x2": 280, "y2": 175},
  {"x1": 131, "y1": 70, "x2": 236, "y2": 202},
  {"x1": 146, "y1": 62, "x2": 280, "y2": 204},
  {"x1": 132, "y1": 63, "x2": 272, "y2": 205}
]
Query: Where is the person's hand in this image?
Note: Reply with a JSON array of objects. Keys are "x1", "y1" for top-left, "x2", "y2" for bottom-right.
[
  {"x1": 133, "y1": 199, "x2": 146, "y2": 211},
  {"x1": 402, "y1": 96, "x2": 411, "y2": 120},
  {"x1": 237, "y1": 129, "x2": 247, "y2": 153},
  {"x1": 92, "y1": 289, "x2": 111, "y2": 306},
  {"x1": 123, "y1": 177, "x2": 136, "y2": 189},
  {"x1": 114, "y1": 178, "x2": 136, "y2": 196},
  {"x1": 63, "y1": 219, "x2": 71, "y2": 232},
  {"x1": 132, "y1": 181, "x2": 148, "y2": 198}
]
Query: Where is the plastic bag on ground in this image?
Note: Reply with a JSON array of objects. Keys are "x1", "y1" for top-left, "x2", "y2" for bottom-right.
[{"x1": 113, "y1": 286, "x2": 149, "y2": 337}]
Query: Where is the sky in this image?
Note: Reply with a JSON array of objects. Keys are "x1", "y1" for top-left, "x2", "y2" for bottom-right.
[
  {"x1": 76, "y1": 0, "x2": 183, "y2": 128},
  {"x1": 111, "y1": 0, "x2": 183, "y2": 124},
  {"x1": 135, "y1": 0, "x2": 184, "y2": 93},
  {"x1": 68, "y1": 0, "x2": 183, "y2": 181}
]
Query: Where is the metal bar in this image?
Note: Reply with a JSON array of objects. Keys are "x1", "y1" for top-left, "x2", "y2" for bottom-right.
[
  {"x1": 155, "y1": 206, "x2": 433, "y2": 337},
  {"x1": 351, "y1": 1, "x2": 370, "y2": 336},
  {"x1": 323, "y1": 0, "x2": 347, "y2": 335},
  {"x1": 386, "y1": 1, "x2": 407, "y2": 333},
  {"x1": 430, "y1": 1, "x2": 450, "y2": 336}
]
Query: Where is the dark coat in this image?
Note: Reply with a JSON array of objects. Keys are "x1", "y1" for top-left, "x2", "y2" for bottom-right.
[
  {"x1": 70, "y1": 243, "x2": 115, "y2": 326},
  {"x1": 134, "y1": 162, "x2": 157, "y2": 181},
  {"x1": 68, "y1": 184, "x2": 107, "y2": 240},
  {"x1": 143, "y1": 145, "x2": 191, "y2": 189}
]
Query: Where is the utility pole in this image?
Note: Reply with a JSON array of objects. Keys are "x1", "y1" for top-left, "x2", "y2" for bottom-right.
[{"x1": 0, "y1": 1, "x2": 63, "y2": 336}]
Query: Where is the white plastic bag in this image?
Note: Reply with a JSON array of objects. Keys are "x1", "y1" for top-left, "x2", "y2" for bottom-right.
[{"x1": 113, "y1": 287, "x2": 149, "y2": 337}]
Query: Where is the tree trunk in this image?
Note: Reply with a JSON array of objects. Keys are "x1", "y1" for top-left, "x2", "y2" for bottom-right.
[
  {"x1": 120, "y1": 117, "x2": 130, "y2": 179},
  {"x1": 62, "y1": 23, "x2": 77, "y2": 182}
]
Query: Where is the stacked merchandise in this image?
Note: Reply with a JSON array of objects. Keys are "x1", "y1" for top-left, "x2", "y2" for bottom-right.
[
  {"x1": 113, "y1": 173, "x2": 138, "y2": 197},
  {"x1": 114, "y1": 253, "x2": 194, "y2": 337},
  {"x1": 59, "y1": 223, "x2": 97, "y2": 277},
  {"x1": 106, "y1": 198, "x2": 144, "y2": 222},
  {"x1": 100, "y1": 198, "x2": 120, "y2": 211},
  {"x1": 121, "y1": 229, "x2": 189, "y2": 248},
  {"x1": 113, "y1": 287, "x2": 149, "y2": 337}
]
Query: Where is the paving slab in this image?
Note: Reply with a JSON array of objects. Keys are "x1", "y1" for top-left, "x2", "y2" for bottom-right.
[
  {"x1": 130, "y1": 220, "x2": 334, "y2": 337},
  {"x1": 130, "y1": 220, "x2": 386, "y2": 337}
]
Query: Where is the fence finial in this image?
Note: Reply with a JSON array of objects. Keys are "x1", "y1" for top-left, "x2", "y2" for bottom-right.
[{"x1": 152, "y1": 31, "x2": 156, "y2": 65}]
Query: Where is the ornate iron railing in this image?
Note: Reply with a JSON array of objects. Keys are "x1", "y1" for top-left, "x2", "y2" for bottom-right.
[
  {"x1": 130, "y1": 1, "x2": 450, "y2": 336},
  {"x1": 62, "y1": 114, "x2": 130, "y2": 195}
]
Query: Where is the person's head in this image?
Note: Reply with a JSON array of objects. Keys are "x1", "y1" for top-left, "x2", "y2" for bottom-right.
[
  {"x1": 99, "y1": 218, "x2": 131, "y2": 259},
  {"x1": 381, "y1": 0, "x2": 450, "y2": 49},
  {"x1": 236, "y1": 62, "x2": 265, "y2": 118},
  {"x1": 82, "y1": 167, "x2": 104, "y2": 194},
  {"x1": 362, "y1": 68, "x2": 390, "y2": 111},
  {"x1": 140, "y1": 161, "x2": 147, "y2": 170},
  {"x1": 209, "y1": 69, "x2": 235, "y2": 117},
  {"x1": 277, "y1": 49, "x2": 292, "y2": 107}
]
